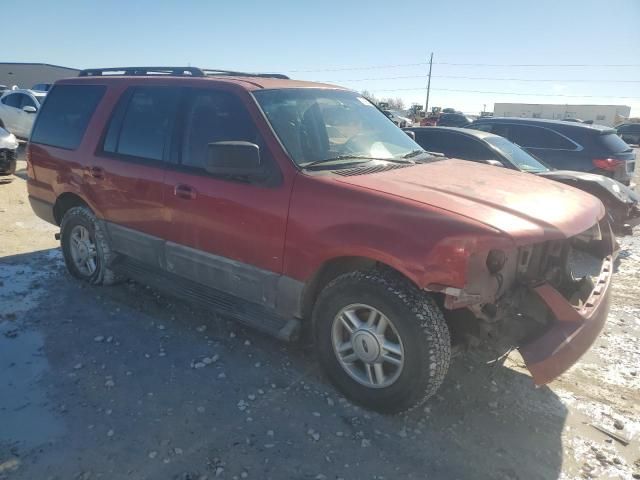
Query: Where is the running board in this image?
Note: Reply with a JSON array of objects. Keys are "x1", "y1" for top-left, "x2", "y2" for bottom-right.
[{"x1": 114, "y1": 259, "x2": 301, "y2": 341}]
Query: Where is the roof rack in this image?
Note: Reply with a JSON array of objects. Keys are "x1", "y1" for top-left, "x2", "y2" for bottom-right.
[
  {"x1": 78, "y1": 66, "x2": 290, "y2": 80},
  {"x1": 201, "y1": 69, "x2": 289, "y2": 80},
  {"x1": 79, "y1": 67, "x2": 205, "y2": 77}
]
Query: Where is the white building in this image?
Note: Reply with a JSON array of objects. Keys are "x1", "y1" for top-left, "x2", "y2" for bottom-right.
[
  {"x1": 493, "y1": 103, "x2": 631, "y2": 127},
  {"x1": 0, "y1": 63, "x2": 79, "y2": 90}
]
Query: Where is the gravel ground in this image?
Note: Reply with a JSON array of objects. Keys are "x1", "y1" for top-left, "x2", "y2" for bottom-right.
[{"x1": 1, "y1": 148, "x2": 639, "y2": 480}]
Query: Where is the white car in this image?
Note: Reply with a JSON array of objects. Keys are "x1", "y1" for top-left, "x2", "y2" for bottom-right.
[{"x1": 0, "y1": 89, "x2": 47, "y2": 139}]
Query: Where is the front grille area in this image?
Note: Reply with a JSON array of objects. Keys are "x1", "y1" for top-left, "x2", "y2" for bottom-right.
[
  {"x1": 333, "y1": 163, "x2": 414, "y2": 177},
  {"x1": 0, "y1": 148, "x2": 16, "y2": 169}
]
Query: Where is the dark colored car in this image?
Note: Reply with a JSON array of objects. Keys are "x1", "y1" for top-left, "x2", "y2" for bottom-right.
[
  {"x1": 405, "y1": 126, "x2": 640, "y2": 233},
  {"x1": 617, "y1": 123, "x2": 640, "y2": 146},
  {"x1": 436, "y1": 112, "x2": 472, "y2": 127},
  {"x1": 467, "y1": 117, "x2": 636, "y2": 185},
  {"x1": 26, "y1": 66, "x2": 614, "y2": 413}
]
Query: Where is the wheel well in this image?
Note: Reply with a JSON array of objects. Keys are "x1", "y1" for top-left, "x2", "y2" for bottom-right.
[
  {"x1": 53, "y1": 193, "x2": 89, "y2": 225},
  {"x1": 301, "y1": 256, "x2": 412, "y2": 320}
]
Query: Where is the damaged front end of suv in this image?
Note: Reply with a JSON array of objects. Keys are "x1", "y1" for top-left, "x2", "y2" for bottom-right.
[{"x1": 435, "y1": 219, "x2": 615, "y2": 385}]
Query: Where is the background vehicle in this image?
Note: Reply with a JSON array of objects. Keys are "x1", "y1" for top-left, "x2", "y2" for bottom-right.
[
  {"x1": 27, "y1": 66, "x2": 614, "y2": 413},
  {"x1": 31, "y1": 83, "x2": 53, "y2": 92},
  {"x1": 436, "y1": 112, "x2": 473, "y2": 127},
  {"x1": 616, "y1": 123, "x2": 640, "y2": 145},
  {"x1": 0, "y1": 89, "x2": 47, "y2": 139},
  {"x1": 467, "y1": 117, "x2": 636, "y2": 185},
  {"x1": 405, "y1": 126, "x2": 640, "y2": 233},
  {"x1": 0, "y1": 126, "x2": 19, "y2": 175},
  {"x1": 382, "y1": 109, "x2": 411, "y2": 127}
]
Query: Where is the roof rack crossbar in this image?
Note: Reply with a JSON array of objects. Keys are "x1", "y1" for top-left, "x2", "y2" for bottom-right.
[
  {"x1": 201, "y1": 69, "x2": 290, "y2": 80},
  {"x1": 79, "y1": 67, "x2": 206, "y2": 77}
]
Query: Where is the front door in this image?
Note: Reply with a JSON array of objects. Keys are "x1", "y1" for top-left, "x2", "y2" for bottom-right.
[
  {"x1": 0, "y1": 92, "x2": 22, "y2": 136},
  {"x1": 162, "y1": 87, "x2": 291, "y2": 308}
]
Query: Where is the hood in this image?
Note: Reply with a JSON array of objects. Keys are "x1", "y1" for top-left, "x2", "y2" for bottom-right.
[
  {"x1": 537, "y1": 170, "x2": 638, "y2": 206},
  {"x1": 334, "y1": 159, "x2": 604, "y2": 245},
  {"x1": 0, "y1": 127, "x2": 18, "y2": 150}
]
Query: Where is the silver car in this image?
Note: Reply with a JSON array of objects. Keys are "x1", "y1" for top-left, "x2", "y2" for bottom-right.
[{"x1": 0, "y1": 89, "x2": 47, "y2": 139}]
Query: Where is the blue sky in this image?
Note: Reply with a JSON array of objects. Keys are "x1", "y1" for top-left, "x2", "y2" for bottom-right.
[{"x1": 8, "y1": 0, "x2": 640, "y2": 115}]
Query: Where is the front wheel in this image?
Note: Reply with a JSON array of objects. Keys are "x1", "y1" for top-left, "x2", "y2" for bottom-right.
[{"x1": 313, "y1": 270, "x2": 451, "y2": 413}]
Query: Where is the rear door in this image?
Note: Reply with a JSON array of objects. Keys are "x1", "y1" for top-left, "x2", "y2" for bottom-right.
[
  {"x1": 161, "y1": 86, "x2": 291, "y2": 308},
  {"x1": 89, "y1": 85, "x2": 181, "y2": 265}
]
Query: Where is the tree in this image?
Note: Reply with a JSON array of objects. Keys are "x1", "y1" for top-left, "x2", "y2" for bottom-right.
[{"x1": 361, "y1": 90, "x2": 378, "y2": 103}]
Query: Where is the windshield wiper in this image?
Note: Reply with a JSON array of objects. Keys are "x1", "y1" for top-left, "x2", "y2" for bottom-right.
[
  {"x1": 302, "y1": 155, "x2": 413, "y2": 170},
  {"x1": 403, "y1": 149, "x2": 427, "y2": 159}
]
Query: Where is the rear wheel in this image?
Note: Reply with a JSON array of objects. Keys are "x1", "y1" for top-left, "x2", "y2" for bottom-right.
[
  {"x1": 314, "y1": 270, "x2": 451, "y2": 413},
  {"x1": 60, "y1": 206, "x2": 121, "y2": 285}
]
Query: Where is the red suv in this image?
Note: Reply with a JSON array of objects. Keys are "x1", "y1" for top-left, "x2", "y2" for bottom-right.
[{"x1": 27, "y1": 67, "x2": 614, "y2": 413}]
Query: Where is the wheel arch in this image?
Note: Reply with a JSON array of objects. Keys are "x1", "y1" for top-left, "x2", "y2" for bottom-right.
[
  {"x1": 53, "y1": 192, "x2": 91, "y2": 225},
  {"x1": 300, "y1": 255, "x2": 419, "y2": 321}
]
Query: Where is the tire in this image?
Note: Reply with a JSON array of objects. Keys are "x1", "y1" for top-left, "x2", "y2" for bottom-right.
[
  {"x1": 60, "y1": 206, "x2": 121, "y2": 285},
  {"x1": 313, "y1": 269, "x2": 451, "y2": 414}
]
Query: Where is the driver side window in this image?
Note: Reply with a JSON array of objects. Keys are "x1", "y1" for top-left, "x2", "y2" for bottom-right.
[{"x1": 180, "y1": 88, "x2": 275, "y2": 176}]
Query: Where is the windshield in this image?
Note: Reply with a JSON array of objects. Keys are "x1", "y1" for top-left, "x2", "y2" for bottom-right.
[
  {"x1": 485, "y1": 135, "x2": 550, "y2": 173},
  {"x1": 254, "y1": 89, "x2": 425, "y2": 167}
]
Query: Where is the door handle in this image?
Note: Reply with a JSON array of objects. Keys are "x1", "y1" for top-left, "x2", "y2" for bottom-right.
[
  {"x1": 174, "y1": 184, "x2": 197, "y2": 200},
  {"x1": 89, "y1": 166, "x2": 104, "y2": 179}
]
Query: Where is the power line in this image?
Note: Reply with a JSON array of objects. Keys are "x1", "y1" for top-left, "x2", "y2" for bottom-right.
[
  {"x1": 287, "y1": 61, "x2": 640, "y2": 73},
  {"x1": 317, "y1": 74, "x2": 640, "y2": 83},
  {"x1": 368, "y1": 86, "x2": 640, "y2": 99}
]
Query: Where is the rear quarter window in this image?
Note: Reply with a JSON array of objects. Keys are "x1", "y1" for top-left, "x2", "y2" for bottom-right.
[
  {"x1": 30, "y1": 84, "x2": 106, "y2": 150},
  {"x1": 597, "y1": 132, "x2": 632, "y2": 153}
]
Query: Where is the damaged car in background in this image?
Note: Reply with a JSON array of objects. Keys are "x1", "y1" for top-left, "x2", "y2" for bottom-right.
[
  {"x1": 27, "y1": 70, "x2": 615, "y2": 412},
  {"x1": 0, "y1": 125, "x2": 19, "y2": 176},
  {"x1": 405, "y1": 126, "x2": 640, "y2": 234}
]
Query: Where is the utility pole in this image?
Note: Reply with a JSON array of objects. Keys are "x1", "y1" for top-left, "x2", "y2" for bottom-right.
[{"x1": 425, "y1": 52, "x2": 433, "y2": 113}]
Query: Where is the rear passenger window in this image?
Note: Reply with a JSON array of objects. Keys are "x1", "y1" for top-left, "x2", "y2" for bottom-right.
[
  {"x1": 509, "y1": 125, "x2": 575, "y2": 149},
  {"x1": 181, "y1": 89, "x2": 260, "y2": 169},
  {"x1": 30, "y1": 85, "x2": 106, "y2": 150},
  {"x1": 598, "y1": 133, "x2": 631, "y2": 153},
  {"x1": 103, "y1": 87, "x2": 181, "y2": 161}
]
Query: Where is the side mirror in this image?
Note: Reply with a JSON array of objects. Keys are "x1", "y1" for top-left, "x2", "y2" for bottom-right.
[
  {"x1": 404, "y1": 130, "x2": 416, "y2": 140},
  {"x1": 484, "y1": 159, "x2": 505, "y2": 167},
  {"x1": 206, "y1": 141, "x2": 263, "y2": 177},
  {"x1": 23, "y1": 105, "x2": 37, "y2": 113}
]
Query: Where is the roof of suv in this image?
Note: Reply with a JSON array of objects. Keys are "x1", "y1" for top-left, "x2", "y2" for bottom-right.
[
  {"x1": 57, "y1": 66, "x2": 345, "y2": 92},
  {"x1": 58, "y1": 74, "x2": 344, "y2": 92},
  {"x1": 471, "y1": 116, "x2": 615, "y2": 133}
]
